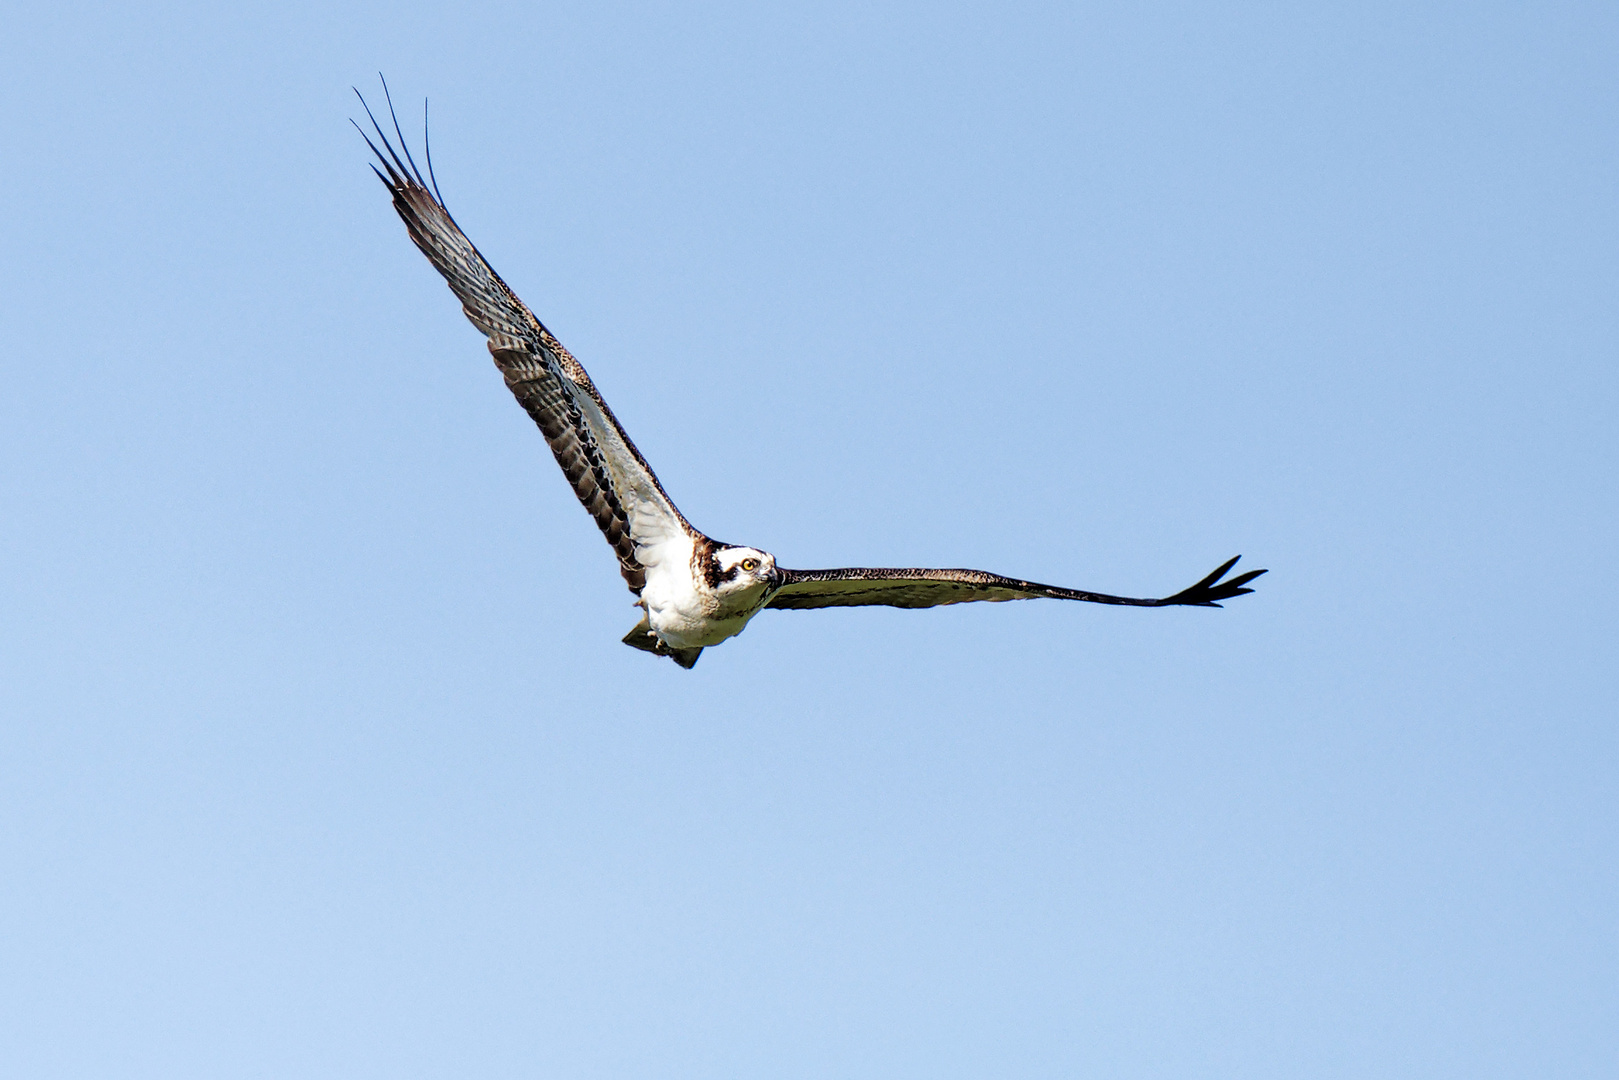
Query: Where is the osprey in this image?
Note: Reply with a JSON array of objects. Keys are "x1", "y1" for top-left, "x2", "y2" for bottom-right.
[{"x1": 357, "y1": 88, "x2": 1265, "y2": 669}]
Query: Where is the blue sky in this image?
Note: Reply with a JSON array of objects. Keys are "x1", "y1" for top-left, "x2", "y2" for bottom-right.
[{"x1": 2, "y1": 2, "x2": 1615, "y2": 1077}]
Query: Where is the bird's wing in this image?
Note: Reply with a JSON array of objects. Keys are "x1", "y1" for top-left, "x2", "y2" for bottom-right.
[
  {"x1": 765, "y1": 556, "x2": 1265, "y2": 610},
  {"x1": 357, "y1": 88, "x2": 692, "y2": 593}
]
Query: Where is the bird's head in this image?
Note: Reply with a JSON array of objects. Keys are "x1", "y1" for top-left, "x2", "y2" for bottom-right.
[{"x1": 709, "y1": 545, "x2": 783, "y2": 603}]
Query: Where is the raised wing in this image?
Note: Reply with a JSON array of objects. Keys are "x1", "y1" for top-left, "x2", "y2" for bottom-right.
[
  {"x1": 766, "y1": 556, "x2": 1265, "y2": 610},
  {"x1": 356, "y1": 85, "x2": 692, "y2": 593}
]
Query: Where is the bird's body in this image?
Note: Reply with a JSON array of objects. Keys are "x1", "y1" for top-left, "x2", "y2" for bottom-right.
[
  {"x1": 638, "y1": 536, "x2": 778, "y2": 651},
  {"x1": 357, "y1": 85, "x2": 1264, "y2": 669}
]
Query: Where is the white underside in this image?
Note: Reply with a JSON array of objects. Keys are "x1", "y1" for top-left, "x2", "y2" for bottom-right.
[{"x1": 637, "y1": 533, "x2": 766, "y2": 649}]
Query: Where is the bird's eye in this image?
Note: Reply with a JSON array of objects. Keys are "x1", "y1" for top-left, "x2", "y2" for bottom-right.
[{"x1": 741, "y1": 558, "x2": 758, "y2": 572}]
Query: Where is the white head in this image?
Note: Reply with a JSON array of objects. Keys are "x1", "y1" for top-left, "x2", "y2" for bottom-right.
[{"x1": 707, "y1": 545, "x2": 782, "y2": 606}]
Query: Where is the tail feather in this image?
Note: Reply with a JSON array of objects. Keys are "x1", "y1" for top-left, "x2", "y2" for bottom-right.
[{"x1": 621, "y1": 617, "x2": 703, "y2": 669}]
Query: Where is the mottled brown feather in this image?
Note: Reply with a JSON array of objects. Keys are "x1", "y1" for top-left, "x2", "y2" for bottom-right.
[
  {"x1": 366, "y1": 135, "x2": 696, "y2": 594},
  {"x1": 766, "y1": 558, "x2": 1265, "y2": 610}
]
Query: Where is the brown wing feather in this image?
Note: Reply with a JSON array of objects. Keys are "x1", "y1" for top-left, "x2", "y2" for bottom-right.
[
  {"x1": 358, "y1": 97, "x2": 692, "y2": 593},
  {"x1": 766, "y1": 558, "x2": 1266, "y2": 610}
]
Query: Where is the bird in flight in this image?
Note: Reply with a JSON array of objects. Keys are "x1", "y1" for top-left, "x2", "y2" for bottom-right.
[{"x1": 356, "y1": 84, "x2": 1265, "y2": 669}]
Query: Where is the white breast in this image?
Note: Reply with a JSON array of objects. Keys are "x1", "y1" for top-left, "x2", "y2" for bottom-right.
[
  {"x1": 638, "y1": 533, "x2": 708, "y2": 648},
  {"x1": 638, "y1": 533, "x2": 761, "y2": 649}
]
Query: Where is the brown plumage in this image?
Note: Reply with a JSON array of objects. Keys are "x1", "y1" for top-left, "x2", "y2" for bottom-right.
[
  {"x1": 766, "y1": 557, "x2": 1265, "y2": 611},
  {"x1": 355, "y1": 86, "x2": 694, "y2": 594}
]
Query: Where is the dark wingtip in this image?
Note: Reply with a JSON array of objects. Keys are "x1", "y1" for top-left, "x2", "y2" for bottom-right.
[
  {"x1": 353, "y1": 78, "x2": 414, "y2": 186},
  {"x1": 1158, "y1": 555, "x2": 1267, "y2": 607},
  {"x1": 378, "y1": 73, "x2": 427, "y2": 189},
  {"x1": 354, "y1": 78, "x2": 449, "y2": 212},
  {"x1": 351, "y1": 117, "x2": 399, "y2": 185},
  {"x1": 423, "y1": 97, "x2": 445, "y2": 204},
  {"x1": 1226, "y1": 568, "x2": 1268, "y2": 590},
  {"x1": 1201, "y1": 555, "x2": 1243, "y2": 586}
]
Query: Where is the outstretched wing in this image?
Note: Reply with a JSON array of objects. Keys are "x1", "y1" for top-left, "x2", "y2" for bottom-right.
[
  {"x1": 765, "y1": 556, "x2": 1265, "y2": 610},
  {"x1": 356, "y1": 85, "x2": 693, "y2": 593}
]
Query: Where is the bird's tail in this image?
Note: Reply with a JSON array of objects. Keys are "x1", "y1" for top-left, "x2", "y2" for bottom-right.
[{"x1": 621, "y1": 618, "x2": 703, "y2": 669}]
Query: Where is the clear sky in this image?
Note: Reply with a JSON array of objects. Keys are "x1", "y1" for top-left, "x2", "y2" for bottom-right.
[{"x1": 2, "y1": 1, "x2": 1614, "y2": 1077}]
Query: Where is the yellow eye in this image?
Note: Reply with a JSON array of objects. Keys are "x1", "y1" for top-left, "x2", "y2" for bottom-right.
[{"x1": 741, "y1": 558, "x2": 758, "y2": 572}]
